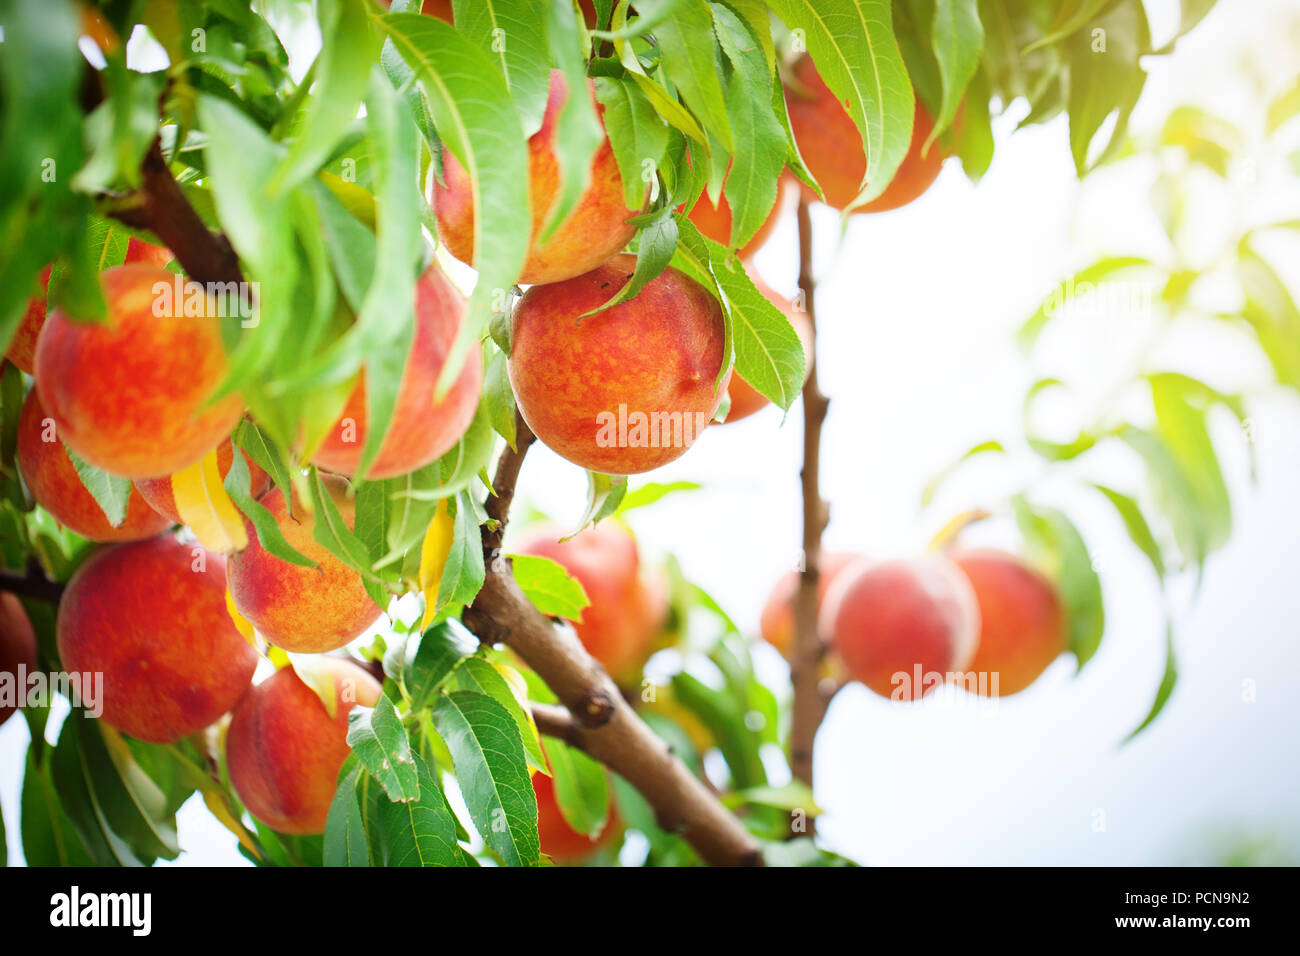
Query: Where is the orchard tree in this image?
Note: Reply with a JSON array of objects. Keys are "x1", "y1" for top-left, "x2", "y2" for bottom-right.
[{"x1": 0, "y1": 0, "x2": 1292, "y2": 868}]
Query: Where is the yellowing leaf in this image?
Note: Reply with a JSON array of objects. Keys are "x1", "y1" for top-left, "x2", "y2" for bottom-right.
[
  {"x1": 173, "y1": 449, "x2": 249, "y2": 553},
  {"x1": 224, "y1": 589, "x2": 258, "y2": 652},
  {"x1": 418, "y1": 498, "x2": 455, "y2": 630},
  {"x1": 289, "y1": 653, "x2": 340, "y2": 720}
]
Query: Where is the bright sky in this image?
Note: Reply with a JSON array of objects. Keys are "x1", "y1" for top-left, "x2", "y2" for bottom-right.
[{"x1": 3, "y1": 0, "x2": 1298, "y2": 867}]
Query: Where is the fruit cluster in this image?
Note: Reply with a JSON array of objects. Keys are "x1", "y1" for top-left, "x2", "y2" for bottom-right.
[{"x1": 1, "y1": 18, "x2": 958, "y2": 862}]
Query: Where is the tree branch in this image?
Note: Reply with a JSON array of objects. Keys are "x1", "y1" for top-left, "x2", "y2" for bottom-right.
[
  {"x1": 790, "y1": 197, "x2": 833, "y2": 790},
  {"x1": 464, "y1": 428, "x2": 764, "y2": 867},
  {"x1": 0, "y1": 560, "x2": 65, "y2": 604}
]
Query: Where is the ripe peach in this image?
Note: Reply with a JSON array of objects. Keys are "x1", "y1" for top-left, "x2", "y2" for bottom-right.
[
  {"x1": 508, "y1": 255, "x2": 729, "y2": 474},
  {"x1": 4, "y1": 267, "x2": 51, "y2": 375},
  {"x1": 17, "y1": 389, "x2": 172, "y2": 542},
  {"x1": 0, "y1": 593, "x2": 39, "y2": 728},
  {"x1": 687, "y1": 175, "x2": 786, "y2": 258},
  {"x1": 432, "y1": 69, "x2": 639, "y2": 285},
  {"x1": 56, "y1": 536, "x2": 257, "y2": 743},
  {"x1": 951, "y1": 549, "x2": 1067, "y2": 696},
  {"x1": 533, "y1": 770, "x2": 618, "y2": 863},
  {"x1": 225, "y1": 658, "x2": 382, "y2": 836},
  {"x1": 309, "y1": 266, "x2": 481, "y2": 480},
  {"x1": 517, "y1": 522, "x2": 667, "y2": 682},
  {"x1": 34, "y1": 264, "x2": 244, "y2": 478},
  {"x1": 134, "y1": 437, "x2": 271, "y2": 525},
  {"x1": 227, "y1": 475, "x2": 383, "y2": 653},
  {"x1": 722, "y1": 273, "x2": 813, "y2": 423},
  {"x1": 759, "y1": 551, "x2": 860, "y2": 660},
  {"x1": 823, "y1": 556, "x2": 979, "y2": 701},
  {"x1": 785, "y1": 56, "x2": 946, "y2": 213},
  {"x1": 4, "y1": 240, "x2": 170, "y2": 375}
]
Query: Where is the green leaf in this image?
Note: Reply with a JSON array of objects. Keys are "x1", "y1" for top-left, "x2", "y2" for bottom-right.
[
  {"x1": 269, "y1": 0, "x2": 379, "y2": 195},
  {"x1": 635, "y1": 0, "x2": 735, "y2": 151},
  {"x1": 671, "y1": 671, "x2": 766, "y2": 789},
  {"x1": 1021, "y1": 378, "x2": 1097, "y2": 461},
  {"x1": 921, "y1": 439, "x2": 1003, "y2": 506},
  {"x1": 377, "y1": 13, "x2": 531, "y2": 395},
  {"x1": 568, "y1": 472, "x2": 628, "y2": 537},
  {"x1": 709, "y1": 247, "x2": 805, "y2": 412},
  {"x1": 1149, "y1": 373, "x2": 1232, "y2": 554},
  {"x1": 483, "y1": 346, "x2": 517, "y2": 450},
  {"x1": 223, "y1": 449, "x2": 316, "y2": 568},
  {"x1": 1090, "y1": 483, "x2": 1166, "y2": 581},
  {"x1": 711, "y1": 3, "x2": 786, "y2": 250},
  {"x1": 508, "y1": 553, "x2": 590, "y2": 621},
  {"x1": 1012, "y1": 498, "x2": 1105, "y2": 669},
  {"x1": 1118, "y1": 426, "x2": 1208, "y2": 576},
  {"x1": 1123, "y1": 623, "x2": 1178, "y2": 741},
  {"x1": 766, "y1": 0, "x2": 914, "y2": 210},
  {"x1": 453, "y1": 0, "x2": 553, "y2": 137},
  {"x1": 346, "y1": 692, "x2": 421, "y2": 802},
  {"x1": 403, "y1": 620, "x2": 479, "y2": 711},
  {"x1": 436, "y1": 490, "x2": 487, "y2": 611},
  {"x1": 453, "y1": 657, "x2": 547, "y2": 773},
  {"x1": 1065, "y1": 1, "x2": 1148, "y2": 174},
  {"x1": 541, "y1": 736, "x2": 609, "y2": 839},
  {"x1": 539, "y1": 0, "x2": 604, "y2": 241},
  {"x1": 376, "y1": 752, "x2": 466, "y2": 866},
  {"x1": 595, "y1": 75, "x2": 672, "y2": 210},
  {"x1": 927, "y1": 0, "x2": 983, "y2": 146},
  {"x1": 20, "y1": 750, "x2": 94, "y2": 866},
  {"x1": 63, "y1": 446, "x2": 131, "y2": 528},
  {"x1": 617, "y1": 480, "x2": 702, "y2": 513},
  {"x1": 1267, "y1": 74, "x2": 1300, "y2": 134},
  {"x1": 584, "y1": 205, "x2": 679, "y2": 315},
  {"x1": 433, "y1": 690, "x2": 540, "y2": 867},
  {"x1": 323, "y1": 765, "x2": 371, "y2": 866},
  {"x1": 308, "y1": 469, "x2": 389, "y2": 606},
  {"x1": 1017, "y1": 257, "x2": 1154, "y2": 352}
]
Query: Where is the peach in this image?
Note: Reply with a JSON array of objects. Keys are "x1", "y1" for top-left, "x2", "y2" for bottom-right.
[
  {"x1": 517, "y1": 522, "x2": 667, "y2": 682},
  {"x1": 17, "y1": 389, "x2": 172, "y2": 541},
  {"x1": 432, "y1": 69, "x2": 639, "y2": 285},
  {"x1": 823, "y1": 556, "x2": 979, "y2": 701},
  {"x1": 758, "y1": 551, "x2": 860, "y2": 660},
  {"x1": 0, "y1": 593, "x2": 39, "y2": 728},
  {"x1": 56, "y1": 536, "x2": 257, "y2": 743},
  {"x1": 225, "y1": 658, "x2": 382, "y2": 836},
  {"x1": 785, "y1": 56, "x2": 946, "y2": 213},
  {"x1": 687, "y1": 174, "x2": 786, "y2": 258},
  {"x1": 951, "y1": 549, "x2": 1067, "y2": 696},
  {"x1": 722, "y1": 273, "x2": 813, "y2": 423},
  {"x1": 34, "y1": 264, "x2": 244, "y2": 478},
  {"x1": 533, "y1": 770, "x2": 619, "y2": 863},
  {"x1": 4, "y1": 267, "x2": 51, "y2": 375},
  {"x1": 309, "y1": 266, "x2": 481, "y2": 480},
  {"x1": 508, "y1": 254, "x2": 729, "y2": 474},
  {"x1": 226, "y1": 474, "x2": 383, "y2": 653},
  {"x1": 134, "y1": 436, "x2": 271, "y2": 525},
  {"x1": 4, "y1": 240, "x2": 170, "y2": 375}
]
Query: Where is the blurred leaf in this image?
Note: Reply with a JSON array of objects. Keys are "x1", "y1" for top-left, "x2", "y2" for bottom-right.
[
  {"x1": 1124, "y1": 622, "x2": 1178, "y2": 741},
  {"x1": 1018, "y1": 257, "x2": 1153, "y2": 352},
  {"x1": 1267, "y1": 74, "x2": 1300, "y2": 133},
  {"x1": 927, "y1": 0, "x2": 984, "y2": 148},
  {"x1": 1021, "y1": 378, "x2": 1097, "y2": 461},
  {"x1": 1160, "y1": 105, "x2": 1241, "y2": 175},
  {"x1": 540, "y1": 736, "x2": 609, "y2": 839},
  {"x1": 617, "y1": 480, "x2": 703, "y2": 512},
  {"x1": 1065, "y1": 1, "x2": 1148, "y2": 174},
  {"x1": 921, "y1": 439, "x2": 1003, "y2": 506},
  {"x1": 1090, "y1": 483, "x2": 1166, "y2": 581}
]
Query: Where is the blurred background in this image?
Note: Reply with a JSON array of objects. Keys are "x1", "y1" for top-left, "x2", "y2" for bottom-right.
[{"x1": 4, "y1": 0, "x2": 1299, "y2": 865}]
